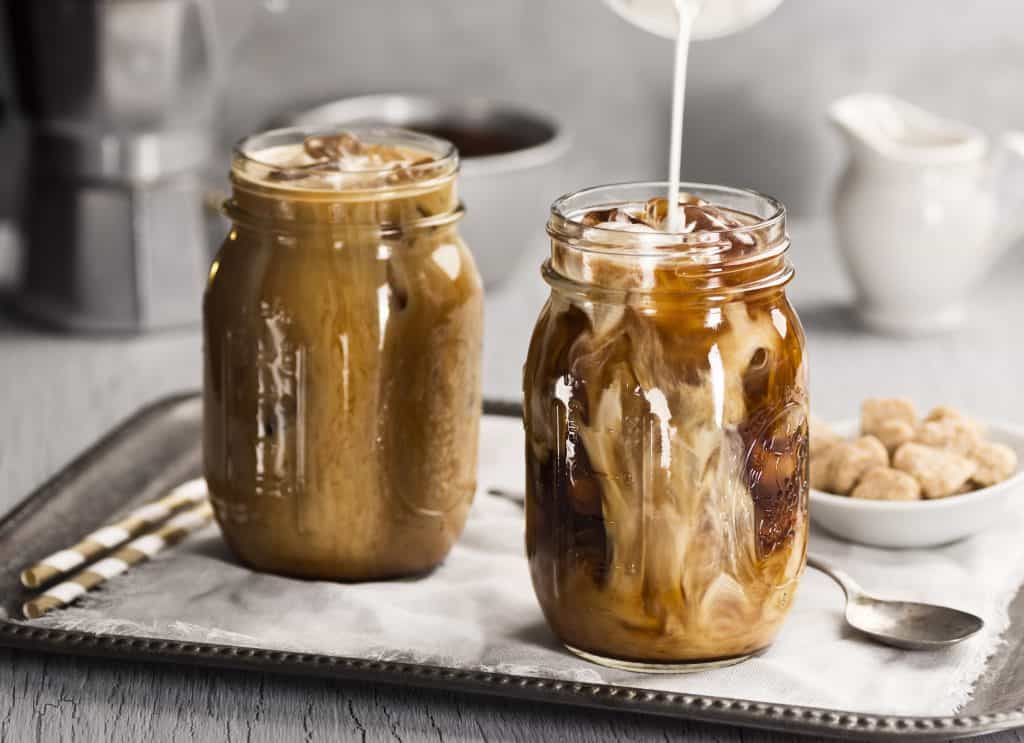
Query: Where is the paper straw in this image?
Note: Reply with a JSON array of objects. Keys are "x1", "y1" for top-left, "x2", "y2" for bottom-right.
[
  {"x1": 20, "y1": 478, "x2": 208, "y2": 589},
  {"x1": 22, "y1": 501, "x2": 214, "y2": 620}
]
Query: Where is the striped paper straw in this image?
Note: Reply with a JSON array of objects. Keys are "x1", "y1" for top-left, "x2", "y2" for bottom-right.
[
  {"x1": 22, "y1": 501, "x2": 214, "y2": 620},
  {"x1": 20, "y1": 478, "x2": 209, "y2": 589}
]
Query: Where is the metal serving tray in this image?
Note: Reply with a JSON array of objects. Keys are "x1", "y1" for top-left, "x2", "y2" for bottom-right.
[{"x1": 1, "y1": 393, "x2": 1023, "y2": 741}]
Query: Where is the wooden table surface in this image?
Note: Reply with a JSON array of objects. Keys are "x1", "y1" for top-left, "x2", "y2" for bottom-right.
[{"x1": 2, "y1": 220, "x2": 1024, "y2": 742}]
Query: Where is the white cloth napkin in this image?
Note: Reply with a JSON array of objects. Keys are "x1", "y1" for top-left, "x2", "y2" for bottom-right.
[{"x1": 28, "y1": 416, "x2": 1024, "y2": 716}]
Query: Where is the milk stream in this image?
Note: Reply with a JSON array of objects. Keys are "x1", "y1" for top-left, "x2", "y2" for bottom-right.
[{"x1": 665, "y1": 0, "x2": 700, "y2": 232}]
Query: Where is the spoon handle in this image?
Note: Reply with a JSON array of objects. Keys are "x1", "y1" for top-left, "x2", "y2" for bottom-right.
[{"x1": 806, "y1": 554, "x2": 866, "y2": 600}]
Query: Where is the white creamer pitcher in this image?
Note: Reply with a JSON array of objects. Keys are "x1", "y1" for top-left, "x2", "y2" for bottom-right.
[{"x1": 830, "y1": 93, "x2": 1024, "y2": 334}]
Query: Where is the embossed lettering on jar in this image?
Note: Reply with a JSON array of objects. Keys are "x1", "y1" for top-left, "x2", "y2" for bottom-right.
[
  {"x1": 204, "y1": 126, "x2": 483, "y2": 581},
  {"x1": 524, "y1": 183, "x2": 808, "y2": 671}
]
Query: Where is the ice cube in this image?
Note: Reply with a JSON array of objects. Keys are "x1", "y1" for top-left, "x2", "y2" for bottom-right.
[
  {"x1": 384, "y1": 156, "x2": 438, "y2": 185},
  {"x1": 642, "y1": 197, "x2": 669, "y2": 227},
  {"x1": 583, "y1": 220, "x2": 673, "y2": 251},
  {"x1": 303, "y1": 133, "x2": 365, "y2": 161}
]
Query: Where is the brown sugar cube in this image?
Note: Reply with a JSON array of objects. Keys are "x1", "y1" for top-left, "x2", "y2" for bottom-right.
[
  {"x1": 970, "y1": 441, "x2": 1018, "y2": 487},
  {"x1": 850, "y1": 466, "x2": 922, "y2": 501},
  {"x1": 858, "y1": 435, "x2": 889, "y2": 462},
  {"x1": 810, "y1": 446, "x2": 836, "y2": 491},
  {"x1": 861, "y1": 398, "x2": 918, "y2": 438},
  {"x1": 925, "y1": 405, "x2": 983, "y2": 434},
  {"x1": 892, "y1": 443, "x2": 976, "y2": 499},
  {"x1": 828, "y1": 435, "x2": 889, "y2": 494},
  {"x1": 914, "y1": 418, "x2": 981, "y2": 455},
  {"x1": 874, "y1": 419, "x2": 915, "y2": 452},
  {"x1": 809, "y1": 414, "x2": 844, "y2": 458}
]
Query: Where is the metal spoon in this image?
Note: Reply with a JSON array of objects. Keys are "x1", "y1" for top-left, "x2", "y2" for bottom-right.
[{"x1": 807, "y1": 555, "x2": 984, "y2": 650}]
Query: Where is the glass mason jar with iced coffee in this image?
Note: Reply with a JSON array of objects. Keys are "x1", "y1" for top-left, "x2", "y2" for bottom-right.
[
  {"x1": 524, "y1": 183, "x2": 808, "y2": 670},
  {"x1": 203, "y1": 126, "x2": 483, "y2": 581}
]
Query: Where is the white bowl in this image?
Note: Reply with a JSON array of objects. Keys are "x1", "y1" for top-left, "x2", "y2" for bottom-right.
[{"x1": 810, "y1": 419, "x2": 1024, "y2": 548}]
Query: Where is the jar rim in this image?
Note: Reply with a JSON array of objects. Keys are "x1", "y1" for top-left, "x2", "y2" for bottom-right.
[
  {"x1": 548, "y1": 181, "x2": 786, "y2": 258},
  {"x1": 233, "y1": 124, "x2": 459, "y2": 192}
]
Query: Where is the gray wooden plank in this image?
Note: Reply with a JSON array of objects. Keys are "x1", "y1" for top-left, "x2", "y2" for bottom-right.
[{"x1": 0, "y1": 647, "x2": 832, "y2": 743}]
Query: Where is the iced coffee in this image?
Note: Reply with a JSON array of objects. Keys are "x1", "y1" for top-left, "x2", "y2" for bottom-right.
[
  {"x1": 203, "y1": 126, "x2": 483, "y2": 580},
  {"x1": 524, "y1": 182, "x2": 808, "y2": 670}
]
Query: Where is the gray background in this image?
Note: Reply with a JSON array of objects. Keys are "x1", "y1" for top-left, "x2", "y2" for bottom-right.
[
  {"x1": 2, "y1": 0, "x2": 1022, "y2": 280},
  {"x1": 213, "y1": 0, "x2": 1024, "y2": 218},
  {"x1": 0, "y1": 0, "x2": 1021, "y2": 221}
]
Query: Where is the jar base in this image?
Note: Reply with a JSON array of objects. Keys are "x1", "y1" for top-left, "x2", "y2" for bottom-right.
[{"x1": 564, "y1": 644, "x2": 761, "y2": 674}]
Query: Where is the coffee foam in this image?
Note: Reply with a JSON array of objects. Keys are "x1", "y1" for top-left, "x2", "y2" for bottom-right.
[
  {"x1": 253, "y1": 143, "x2": 428, "y2": 173},
  {"x1": 238, "y1": 131, "x2": 452, "y2": 191}
]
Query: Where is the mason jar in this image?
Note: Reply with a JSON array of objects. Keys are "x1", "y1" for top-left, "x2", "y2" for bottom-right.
[
  {"x1": 204, "y1": 126, "x2": 483, "y2": 580},
  {"x1": 523, "y1": 182, "x2": 808, "y2": 671}
]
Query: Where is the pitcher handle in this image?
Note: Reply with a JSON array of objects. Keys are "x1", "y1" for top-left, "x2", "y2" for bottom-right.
[{"x1": 995, "y1": 131, "x2": 1024, "y2": 253}]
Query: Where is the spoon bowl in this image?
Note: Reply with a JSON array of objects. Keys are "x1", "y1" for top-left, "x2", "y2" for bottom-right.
[
  {"x1": 809, "y1": 555, "x2": 985, "y2": 650},
  {"x1": 845, "y1": 596, "x2": 985, "y2": 650}
]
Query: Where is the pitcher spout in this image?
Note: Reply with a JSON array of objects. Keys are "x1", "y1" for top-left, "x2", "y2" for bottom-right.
[{"x1": 829, "y1": 93, "x2": 987, "y2": 168}]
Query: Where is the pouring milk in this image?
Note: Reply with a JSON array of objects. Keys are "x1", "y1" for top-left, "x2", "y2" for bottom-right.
[{"x1": 605, "y1": 0, "x2": 784, "y2": 230}]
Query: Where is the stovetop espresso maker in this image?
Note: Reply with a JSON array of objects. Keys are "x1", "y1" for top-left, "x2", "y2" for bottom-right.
[{"x1": 5, "y1": 0, "x2": 248, "y2": 332}]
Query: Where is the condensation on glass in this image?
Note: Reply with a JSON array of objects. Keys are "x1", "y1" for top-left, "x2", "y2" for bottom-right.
[
  {"x1": 524, "y1": 183, "x2": 809, "y2": 671},
  {"x1": 203, "y1": 126, "x2": 483, "y2": 581}
]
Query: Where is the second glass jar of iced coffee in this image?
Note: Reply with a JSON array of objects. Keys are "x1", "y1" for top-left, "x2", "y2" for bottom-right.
[
  {"x1": 524, "y1": 183, "x2": 808, "y2": 670},
  {"x1": 204, "y1": 126, "x2": 483, "y2": 580}
]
